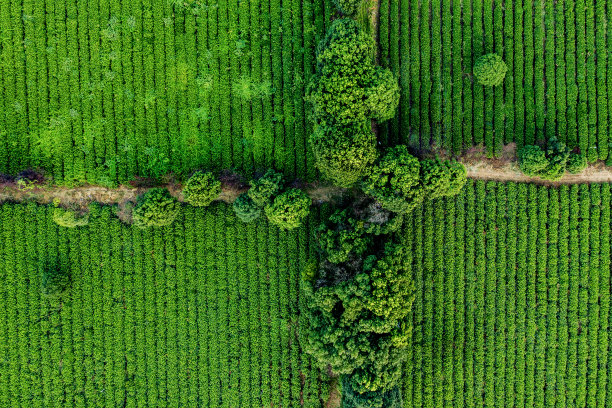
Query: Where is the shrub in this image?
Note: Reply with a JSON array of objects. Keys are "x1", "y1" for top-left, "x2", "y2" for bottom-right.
[
  {"x1": 365, "y1": 67, "x2": 401, "y2": 123},
  {"x1": 133, "y1": 188, "x2": 181, "y2": 228},
  {"x1": 445, "y1": 160, "x2": 468, "y2": 197},
  {"x1": 567, "y1": 152, "x2": 588, "y2": 174},
  {"x1": 182, "y1": 171, "x2": 221, "y2": 207},
  {"x1": 233, "y1": 193, "x2": 261, "y2": 223},
  {"x1": 420, "y1": 158, "x2": 467, "y2": 199},
  {"x1": 41, "y1": 268, "x2": 70, "y2": 298},
  {"x1": 361, "y1": 145, "x2": 424, "y2": 214},
  {"x1": 473, "y1": 53, "x2": 508, "y2": 86},
  {"x1": 333, "y1": 0, "x2": 363, "y2": 15},
  {"x1": 540, "y1": 138, "x2": 570, "y2": 180},
  {"x1": 310, "y1": 122, "x2": 377, "y2": 187},
  {"x1": 518, "y1": 145, "x2": 549, "y2": 177},
  {"x1": 248, "y1": 169, "x2": 284, "y2": 207},
  {"x1": 315, "y1": 18, "x2": 374, "y2": 72},
  {"x1": 52, "y1": 207, "x2": 89, "y2": 228},
  {"x1": 264, "y1": 188, "x2": 311, "y2": 230}
]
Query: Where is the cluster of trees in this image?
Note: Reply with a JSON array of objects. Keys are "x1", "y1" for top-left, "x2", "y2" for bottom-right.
[
  {"x1": 307, "y1": 18, "x2": 400, "y2": 187},
  {"x1": 518, "y1": 138, "x2": 587, "y2": 180},
  {"x1": 233, "y1": 169, "x2": 311, "y2": 230}
]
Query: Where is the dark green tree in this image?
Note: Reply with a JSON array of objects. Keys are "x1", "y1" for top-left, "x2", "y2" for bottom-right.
[{"x1": 233, "y1": 193, "x2": 261, "y2": 223}]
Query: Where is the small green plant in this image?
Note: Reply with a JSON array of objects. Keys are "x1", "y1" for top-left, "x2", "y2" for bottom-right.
[
  {"x1": 41, "y1": 268, "x2": 71, "y2": 299},
  {"x1": 52, "y1": 207, "x2": 89, "y2": 228},
  {"x1": 473, "y1": 53, "x2": 508, "y2": 86},
  {"x1": 248, "y1": 169, "x2": 284, "y2": 207},
  {"x1": 183, "y1": 171, "x2": 221, "y2": 207},
  {"x1": 265, "y1": 188, "x2": 311, "y2": 231},
  {"x1": 233, "y1": 193, "x2": 261, "y2": 223},
  {"x1": 566, "y1": 152, "x2": 588, "y2": 174},
  {"x1": 133, "y1": 188, "x2": 181, "y2": 228}
]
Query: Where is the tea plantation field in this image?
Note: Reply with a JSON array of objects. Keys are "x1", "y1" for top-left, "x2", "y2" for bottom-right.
[
  {"x1": 0, "y1": 203, "x2": 324, "y2": 407},
  {"x1": 0, "y1": 0, "x2": 335, "y2": 184},
  {"x1": 402, "y1": 181, "x2": 612, "y2": 407},
  {"x1": 380, "y1": 0, "x2": 612, "y2": 161}
]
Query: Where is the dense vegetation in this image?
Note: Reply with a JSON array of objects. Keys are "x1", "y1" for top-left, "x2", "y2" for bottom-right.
[
  {"x1": 379, "y1": 0, "x2": 612, "y2": 161},
  {"x1": 0, "y1": 203, "x2": 325, "y2": 407},
  {"x1": 0, "y1": 0, "x2": 336, "y2": 184},
  {"x1": 402, "y1": 181, "x2": 612, "y2": 407}
]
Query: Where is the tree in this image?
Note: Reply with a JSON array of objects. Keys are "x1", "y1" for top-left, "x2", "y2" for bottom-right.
[
  {"x1": 518, "y1": 145, "x2": 549, "y2": 177},
  {"x1": 233, "y1": 193, "x2": 261, "y2": 223},
  {"x1": 365, "y1": 67, "x2": 401, "y2": 123},
  {"x1": 302, "y1": 242, "x2": 414, "y2": 394},
  {"x1": 567, "y1": 152, "x2": 588, "y2": 174},
  {"x1": 41, "y1": 268, "x2": 70, "y2": 298},
  {"x1": 342, "y1": 376, "x2": 403, "y2": 408},
  {"x1": 248, "y1": 169, "x2": 283, "y2": 207},
  {"x1": 333, "y1": 0, "x2": 363, "y2": 16},
  {"x1": 361, "y1": 145, "x2": 424, "y2": 214},
  {"x1": 420, "y1": 158, "x2": 467, "y2": 199},
  {"x1": 132, "y1": 188, "x2": 181, "y2": 228},
  {"x1": 310, "y1": 122, "x2": 377, "y2": 187},
  {"x1": 473, "y1": 53, "x2": 508, "y2": 86},
  {"x1": 264, "y1": 188, "x2": 311, "y2": 230},
  {"x1": 182, "y1": 171, "x2": 221, "y2": 207},
  {"x1": 52, "y1": 207, "x2": 89, "y2": 228}
]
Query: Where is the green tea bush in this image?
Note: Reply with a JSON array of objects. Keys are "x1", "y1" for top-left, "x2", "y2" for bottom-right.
[
  {"x1": 265, "y1": 188, "x2": 311, "y2": 231},
  {"x1": 361, "y1": 146, "x2": 424, "y2": 214},
  {"x1": 248, "y1": 169, "x2": 284, "y2": 207},
  {"x1": 310, "y1": 122, "x2": 377, "y2": 187},
  {"x1": 52, "y1": 207, "x2": 89, "y2": 228},
  {"x1": 133, "y1": 188, "x2": 181, "y2": 228},
  {"x1": 473, "y1": 53, "x2": 508, "y2": 86},
  {"x1": 567, "y1": 152, "x2": 588, "y2": 174},
  {"x1": 233, "y1": 193, "x2": 261, "y2": 223},
  {"x1": 182, "y1": 171, "x2": 221, "y2": 207},
  {"x1": 41, "y1": 268, "x2": 71, "y2": 298}
]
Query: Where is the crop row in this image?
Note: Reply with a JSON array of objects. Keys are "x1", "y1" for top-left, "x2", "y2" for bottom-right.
[
  {"x1": 380, "y1": 0, "x2": 611, "y2": 161},
  {"x1": 0, "y1": 0, "x2": 334, "y2": 183},
  {"x1": 0, "y1": 203, "x2": 323, "y2": 407},
  {"x1": 402, "y1": 180, "x2": 612, "y2": 407}
]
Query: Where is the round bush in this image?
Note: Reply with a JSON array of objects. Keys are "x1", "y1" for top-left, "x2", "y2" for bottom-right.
[
  {"x1": 233, "y1": 193, "x2": 261, "y2": 223},
  {"x1": 133, "y1": 188, "x2": 181, "y2": 228},
  {"x1": 445, "y1": 160, "x2": 468, "y2": 197},
  {"x1": 42, "y1": 269, "x2": 70, "y2": 298},
  {"x1": 540, "y1": 138, "x2": 571, "y2": 180},
  {"x1": 310, "y1": 122, "x2": 377, "y2": 187},
  {"x1": 361, "y1": 145, "x2": 424, "y2": 214},
  {"x1": 366, "y1": 67, "x2": 401, "y2": 123},
  {"x1": 183, "y1": 171, "x2": 221, "y2": 207},
  {"x1": 518, "y1": 145, "x2": 549, "y2": 177},
  {"x1": 333, "y1": 0, "x2": 362, "y2": 15},
  {"x1": 567, "y1": 152, "x2": 588, "y2": 174},
  {"x1": 52, "y1": 207, "x2": 89, "y2": 228},
  {"x1": 264, "y1": 188, "x2": 311, "y2": 231},
  {"x1": 473, "y1": 53, "x2": 508, "y2": 86},
  {"x1": 248, "y1": 169, "x2": 284, "y2": 207},
  {"x1": 315, "y1": 18, "x2": 374, "y2": 72}
]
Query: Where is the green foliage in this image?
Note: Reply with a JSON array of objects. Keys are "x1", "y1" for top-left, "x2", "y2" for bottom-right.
[
  {"x1": 52, "y1": 207, "x2": 89, "y2": 228},
  {"x1": 264, "y1": 188, "x2": 311, "y2": 230},
  {"x1": 361, "y1": 146, "x2": 424, "y2": 214},
  {"x1": 132, "y1": 188, "x2": 181, "y2": 228},
  {"x1": 303, "y1": 242, "x2": 414, "y2": 394},
  {"x1": 248, "y1": 169, "x2": 284, "y2": 207},
  {"x1": 310, "y1": 122, "x2": 377, "y2": 187},
  {"x1": 315, "y1": 18, "x2": 375, "y2": 73},
  {"x1": 333, "y1": 0, "x2": 363, "y2": 16},
  {"x1": 518, "y1": 145, "x2": 549, "y2": 177},
  {"x1": 420, "y1": 158, "x2": 467, "y2": 199},
  {"x1": 232, "y1": 193, "x2": 261, "y2": 223},
  {"x1": 567, "y1": 152, "x2": 588, "y2": 174},
  {"x1": 473, "y1": 53, "x2": 508, "y2": 86},
  {"x1": 342, "y1": 377, "x2": 403, "y2": 408},
  {"x1": 41, "y1": 268, "x2": 70, "y2": 298},
  {"x1": 316, "y1": 209, "x2": 373, "y2": 264},
  {"x1": 182, "y1": 171, "x2": 222, "y2": 207},
  {"x1": 365, "y1": 67, "x2": 401, "y2": 123}
]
